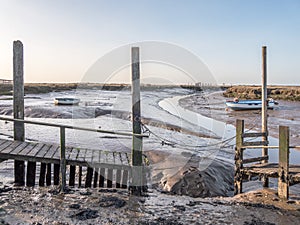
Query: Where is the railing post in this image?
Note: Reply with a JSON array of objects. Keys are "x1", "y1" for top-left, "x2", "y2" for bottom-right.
[
  {"x1": 234, "y1": 119, "x2": 244, "y2": 195},
  {"x1": 60, "y1": 127, "x2": 66, "y2": 192},
  {"x1": 278, "y1": 126, "x2": 289, "y2": 200}
]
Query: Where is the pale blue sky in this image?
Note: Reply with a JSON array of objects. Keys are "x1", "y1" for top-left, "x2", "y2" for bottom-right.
[{"x1": 0, "y1": 0, "x2": 299, "y2": 84}]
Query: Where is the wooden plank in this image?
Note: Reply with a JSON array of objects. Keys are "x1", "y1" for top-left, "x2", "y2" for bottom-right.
[
  {"x1": 27, "y1": 143, "x2": 47, "y2": 158},
  {"x1": 39, "y1": 162, "x2": 46, "y2": 186},
  {"x1": 243, "y1": 156, "x2": 269, "y2": 164},
  {"x1": 278, "y1": 126, "x2": 289, "y2": 200},
  {"x1": 0, "y1": 140, "x2": 17, "y2": 153},
  {"x1": 0, "y1": 139, "x2": 8, "y2": 146},
  {"x1": 84, "y1": 149, "x2": 93, "y2": 163},
  {"x1": 76, "y1": 148, "x2": 87, "y2": 162},
  {"x1": 242, "y1": 132, "x2": 267, "y2": 138},
  {"x1": 243, "y1": 141, "x2": 268, "y2": 147},
  {"x1": 14, "y1": 142, "x2": 37, "y2": 156},
  {"x1": 26, "y1": 161, "x2": 36, "y2": 187},
  {"x1": 234, "y1": 119, "x2": 244, "y2": 195},
  {"x1": 68, "y1": 147, "x2": 78, "y2": 161},
  {"x1": 46, "y1": 163, "x2": 52, "y2": 186},
  {"x1": 43, "y1": 144, "x2": 58, "y2": 159},
  {"x1": 54, "y1": 164, "x2": 60, "y2": 185},
  {"x1": 35, "y1": 144, "x2": 52, "y2": 158},
  {"x1": 0, "y1": 140, "x2": 24, "y2": 154}
]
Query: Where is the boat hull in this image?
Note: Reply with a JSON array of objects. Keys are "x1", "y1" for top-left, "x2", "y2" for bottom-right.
[
  {"x1": 54, "y1": 98, "x2": 80, "y2": 105},
  {"x1": 226, "y1": 100, "x2": 275, "y2": 111}
]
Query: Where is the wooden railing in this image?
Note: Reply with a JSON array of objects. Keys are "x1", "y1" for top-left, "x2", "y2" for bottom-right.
[{"x1": 0, "y1": 116, "x2": 148, "y2": 191}]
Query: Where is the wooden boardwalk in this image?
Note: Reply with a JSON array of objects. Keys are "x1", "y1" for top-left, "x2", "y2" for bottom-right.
[
  {"x1": 0, "y1": 138, "x2": 131, "y2": 169},
  {"x1": 0, "y1": 138, "x2": 146, "y2": 189},
  {"x1": 241, "y1": 163, "x2": 300, "y2": 185}
]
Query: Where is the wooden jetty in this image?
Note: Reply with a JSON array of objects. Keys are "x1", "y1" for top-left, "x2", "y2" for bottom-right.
[
  {"x1": 0, "y1": 116, "x2": 149, "y2": 190},
  {"x1": 0, "y1": 41, "x2": 148, "y2": 195},
  {"x1": 234, "y1": 119, "x2": 300, "y2": 200}
]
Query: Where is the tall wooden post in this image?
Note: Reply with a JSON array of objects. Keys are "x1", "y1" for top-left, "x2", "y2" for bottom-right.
[
  {"x1": 278, "y1": 126, "x2": 289, "y2": 200},
  {"x1": 13, "y1": 40, "x2": 25, "y2": 186},
  {"x1": 261, "y1": 46, "x2": 269, "y2": 187},
  {"x1": 130, "y1": 47, "x2": 143, "y2": 195},
  {"x1": 234, "y1": 119, "x2": 244, "y2": 194}
]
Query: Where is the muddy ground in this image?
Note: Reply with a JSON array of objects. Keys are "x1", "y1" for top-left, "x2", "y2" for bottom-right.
[{"x1": 0, "y1": 185, "x2": 300, "y2": 225}]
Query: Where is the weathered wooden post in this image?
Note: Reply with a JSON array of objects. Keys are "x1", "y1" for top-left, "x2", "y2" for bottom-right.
[
  {"x1": 60, "y1": 127, "x2": 66, "y2": 191},
  {"x1": 261, "y1": 46, "x2": 269, "y2": 187},
  {"x1": 234, "y1": 119, "x2": 244, "y2": 194},
  {"x1": 278, "y1": 126, "x2": 289, "y2": 200},
  {"x1": 130, "y1": 47, "x2": 143, "y2": 195},
  {"x1": 13, "y1": 40, "x2": 25, "y2": 186}
]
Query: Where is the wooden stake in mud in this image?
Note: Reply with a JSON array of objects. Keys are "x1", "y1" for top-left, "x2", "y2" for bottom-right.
[
  {"x1": 13, "y1": 40, "x2": 25, "y2": 186},
  {"x1": 278, "y1": 126, "x2": 289, "y2": 200},
  {"x1": 262, "y1": 46, "x2": 269, "y2": 187},
  {"x1": 130, "y1": 47, "x2": 144, "y2": 195},
  {"x1": 234, "y1": 119, "x2": 244, "y2": 194}
]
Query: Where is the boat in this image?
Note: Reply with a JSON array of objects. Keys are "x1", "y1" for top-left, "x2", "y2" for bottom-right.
[
  {"x1": 225, "y1": 98, "x2": 278, "y2": 110},
  {"x1": 54, "y1": 97, "x2": 80, "y2": 105}
]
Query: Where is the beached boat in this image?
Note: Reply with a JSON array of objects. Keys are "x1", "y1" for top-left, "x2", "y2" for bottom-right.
[
  {"x1": 225, "y1": 98, "x2": 277, "y2": 110},
  {"x1": 54, "y1": 97, "x2": 80, "y2": 105}
]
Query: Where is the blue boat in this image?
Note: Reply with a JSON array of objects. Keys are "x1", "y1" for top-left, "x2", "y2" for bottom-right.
[{"x1": 225, "y1": 98, "x2": 277, "y2": 111}]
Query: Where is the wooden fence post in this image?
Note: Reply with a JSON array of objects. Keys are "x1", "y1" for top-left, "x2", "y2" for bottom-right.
[
  {"x1": 278, "y1": 126, "x2": 289, "y2": 200},
  {"x1": 60, "y1": 127, "x2": 66, "y2": 192},
  {"x1": 234, "y1": 119, "x2": 244, "y2": 194},
  {"x1": 13, "y1": 40, "x2": 25, "y2": 186},
  {"x1": 261, "y1": 46, "x2": 269, "y2": 187},
  {"x1": 130, "y1": 47, "x2": 144, "y2": 195}
]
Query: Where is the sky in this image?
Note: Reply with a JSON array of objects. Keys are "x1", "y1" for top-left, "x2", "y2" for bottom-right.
[{"x1": 0, "y1": 0, "x2": 300, "y2": 85}]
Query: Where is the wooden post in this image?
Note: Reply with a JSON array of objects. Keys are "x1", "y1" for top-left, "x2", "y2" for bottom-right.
[
  {"x1": 234, "y1": 119, "x2": 244, "y2": 195},
  {"x1": 85, "y1": 167, "x2": 93, "y2": 188},
  {"x1": 99, "y1": 168, "x2": 105, "y2": 187},
  {"x1": 69, "y1": 165, "x2": 76, "y2": 186},
  {"x1": 116, "y1": 169, "x2": 122, "y2": 188},
  {"x1": 107, "y1": 168, "x2": 113, "y2": 188},
  {"x1": 261, "y1": 46, "x2": 269, "y2": 187},
  {"x1": 46, "y1": 163, "x2": 52, "y2": 186},
  {"x1": 130, "y1": 47, "x2": 144, "y2": 195},
  {"x1": 54, "y1": 164, "x2": 60, "y2": 185},
  {"x1": 278, "y1": 126, "x2": 289, "y2": 200},
  {"x1": 39, "y1": 162, "x2": 46, "y2": 186},
  {"x1": 78, "y1": 166, "x2": 82, "y2": 187},
  {"x1": 60, "y1": 127, "x2": 66, "y2": 192},
  {"x1": 26, "y1": 161, "x2": 36, "y2": 187},
  {"x1": 122, "y1": 170, "x2": 128, "y2": 189},
  {"x1": 13, "y1": 40, "x2": 25, "y2": 186},
  {"x1": 93, "y1": 168, "x2": 99, "y2": 188}
]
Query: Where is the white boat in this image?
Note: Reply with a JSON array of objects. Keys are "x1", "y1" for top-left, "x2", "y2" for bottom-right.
[
  {"x1": 54, "y1": 97, "x2": 80, "y2": 105},
  {"x1": 225, "y1": 98, "x2": 277, "y2": 111}
]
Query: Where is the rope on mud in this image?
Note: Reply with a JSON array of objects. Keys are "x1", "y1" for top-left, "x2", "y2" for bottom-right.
[{"x1": 140, "y1": 111, "x2": 263, "y2": 152}]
